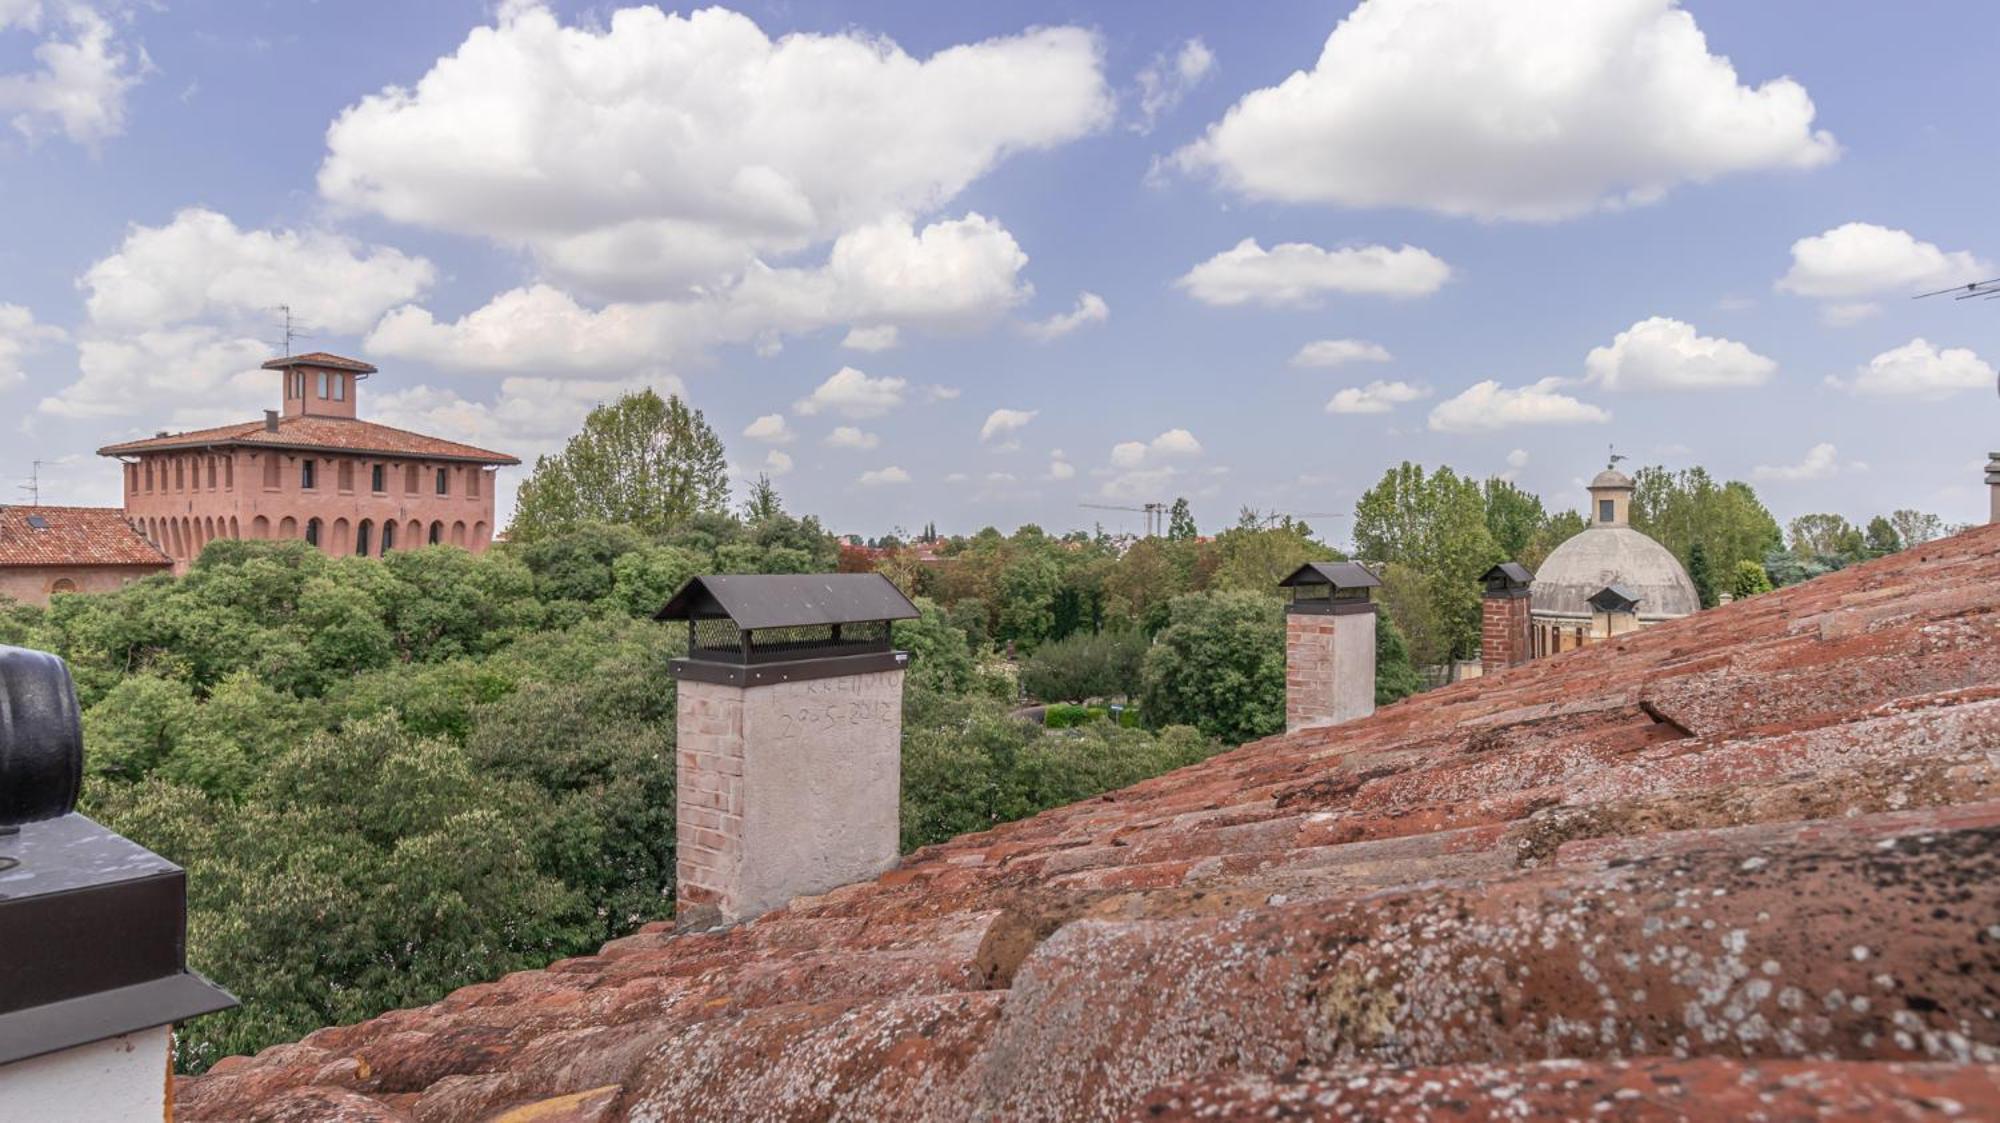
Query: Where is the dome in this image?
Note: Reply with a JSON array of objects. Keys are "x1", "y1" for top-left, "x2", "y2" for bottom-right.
[
  {"x1": 1589, "y1": 468, "x2": 1634, "y2": 490},
  {"x1": 1531, "y1": 525, "x2": 1699, "y2": 621}
]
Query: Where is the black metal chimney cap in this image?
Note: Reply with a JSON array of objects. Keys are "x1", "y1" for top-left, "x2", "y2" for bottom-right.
[
  {"x1": 1482, "y1": 562, "x2": 1535, "y2": 597},
  {"x1": 1277, "y1": 561, "x2": 1382, "y2": 591},
  {"x1": 0, "y1": 644, "x2": 83, "y2": 829},
  {"x1": 655, "y1": 573, "x2": 919, "y2": 628},
  {"x1": 1588, "y1": 584, "x2": 1643, "y2": 614}
]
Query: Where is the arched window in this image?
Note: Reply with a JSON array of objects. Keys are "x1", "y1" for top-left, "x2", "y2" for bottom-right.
[
  {"x1": 380, "y1": 520, "x2": 396, "y2": 554},
  {"x1": 428, "y1": 521, "x2": 443, "y2": 545},
  {"x1": 305, "y1": 518, "x2": 322, "y2": 548},
  {"x1": 356, "y1": 520, "x2": 372, "y2": 557},
  {"x1": 49, "y1": 578, "x2": 77, "y2": 595}
]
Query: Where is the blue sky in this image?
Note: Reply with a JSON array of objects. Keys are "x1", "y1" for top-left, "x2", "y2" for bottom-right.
[{"x1": 2, "y1": 0, "x2": 1996, "y2": 544}]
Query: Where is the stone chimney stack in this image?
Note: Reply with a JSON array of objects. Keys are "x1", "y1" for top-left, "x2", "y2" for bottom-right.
[
  {"x1": 657, "y1": 574, "x2": 917, "y2": 930},
  {"x1": 0, "y1": 645, "x2": 235, "y2": 1122},
  {"x1": 1277, "y1": 562, "x2": 1380, "y2": 733},
  {"x1": 1480, "y1": 562, "x2": 1534, "y2": 673},
  {"x1": 1987, "y1": 452, "x2": 1999, "y2": 525}
]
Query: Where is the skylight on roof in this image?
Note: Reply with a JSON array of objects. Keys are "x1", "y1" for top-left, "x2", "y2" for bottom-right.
[{"x1": 25, "y1": 516, "x2": 48, "y2": 530}]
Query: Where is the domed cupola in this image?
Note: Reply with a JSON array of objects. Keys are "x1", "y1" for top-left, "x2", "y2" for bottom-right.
[{"x1": 1531, "y1": 464, "x2": 1699, "y2": 628}]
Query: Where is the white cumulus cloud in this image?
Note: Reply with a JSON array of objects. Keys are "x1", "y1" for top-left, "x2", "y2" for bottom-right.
[
  {"x1": 1841, "y1": 339, "x2": 1995, "y2": 401},
  {"x1": 1583, "y1": 316, "x2": 1775, "y2": 391},
  {"x1": 858, "y1": 465, "x2": 911, "y2": 487},
  {"x1": 1132, "y1": 38, "x2": 1213, "y2": 133},
  {"x1": 83, "y1": 208, "x2": 436, "y2": 334},
  {"x1": 1177, "y1": 238, "x2": 1450, "y2": 306},
  {"x1": 742, "y1": 413, "x2": 794, "y2": 444},
  {"x1": 1777, "y1": 223, "x2": 1991, "y2": 323},
  {"x1": 1753, "y1": 442, "x2": 1854, "y2": 482},
  {"x1": 1290, "y1": 338, "x2": 1391, "y2": 368},
  {"x1": 1326, "y1": 380, "x2": 1429, "y2": 414},
  {"x1": 795, "y1": 367, "x2": 907, "y2": 419},
  {"x1": 980, "y1": 408, "x2": 1038, "y2": 443},
  {"x1": 1427, "y1": 378, "x2": 1609, "y2": 432},
  {"x1": 824, "y1": 426, "x2": 880, "y2": 451},
  {"x1": 760, "y1": 449, "x2": 794, "y2": 477},
  {"x1": 0, "y1": 303, "x2": 64, "y2": 393},
  {"x1": 0, "y1": 2, "x2": 145, "y2": 146},
  {"x1": 318, "y1": 4, "x2": 1111, "y2": 292},
  {"x1": 841, "y1": 325, "x2": 900, "y2": 352},
  {"x1": 1023, "y1": 291, "x2": 1108, "y2": 342},
  {"x1": 1172, "y1": 0, "x2": 1836, "y2": 221}
]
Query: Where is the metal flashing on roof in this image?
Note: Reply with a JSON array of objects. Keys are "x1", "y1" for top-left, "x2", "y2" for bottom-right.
[
  {"x1": 1277, "y1": 561, "x2": 1382, "y2": 590},
  {"x1": 655, "y1": 573, "x2": 919, "y2": 630}
]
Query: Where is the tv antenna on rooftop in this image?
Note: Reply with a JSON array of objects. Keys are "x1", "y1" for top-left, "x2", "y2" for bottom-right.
[
  {"x1": 16, "y1": 461, "x2": 42, "y2": 507},
  {"x1": 271, "y1": 304, "x2": 314, "y2": 357},
  {"x1": 1913, "y1": 279, "x2": 2000, "y2": 397}
]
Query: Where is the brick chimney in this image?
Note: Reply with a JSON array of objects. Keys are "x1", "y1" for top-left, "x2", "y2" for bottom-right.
[
  {"x1": 1987, "y1": 452, "x2": 1999, "y2": 525},
  {"x1": 1277, "y1": 562, "x2": 1380, "y2": 732},
  {"x1": 0, "y1": 645, "x2": 235, "y2": 1121},
  {"x1": 1480, "y1": 562, "x2": 1534, "y2": 673},
  {"x1": 657, "y1": 574, "x2": 917, "y2": 930}
]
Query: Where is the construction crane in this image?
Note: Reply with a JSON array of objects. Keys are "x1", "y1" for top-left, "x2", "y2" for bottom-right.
[{"x1": 1080, "y1": 501, "x2": 1168, "y2": 537}]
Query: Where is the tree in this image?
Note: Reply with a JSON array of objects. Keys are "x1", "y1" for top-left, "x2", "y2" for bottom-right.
[
  {"x1": 1481, "y1": 478, "x2": 1547, "y2": 560},
  {"x1": 1019, "y1": 629, "x2": 1148, "y2": 703},
  {"x1": 1167, "y1": 498, "x2": 1197, "y2": 541},
  {"x1": 1629, "y1": 467, "x2": 1782, "y2": 576},
  {"x1": 1521, "y1": 510, "x2": 1586, "y2": 572},
  {"x1": 1863, "y1": 516, "x2": 1902, "y2": 558},
  {"x1": 1375, "y1": 562, "x2": 1448, "y2": 669},
  {"x1": 1787, "y1": 513, "x2": 1865, "y2": 563},
  {"x1": 509, "y1": 389, "x2": 729, "y2": 541},
  {"x1": 741, "y1": 474, "x2": 784, "y2": 523},
  {"x1": 1139, "y1": 591, "x2": 1286, "y2": 744},
  {"x1": 1687, "y1": 542, "x2": 1717, "y2": 610},
  {"x1": 1353, "y1": 463, "x2": 1502, "y2": 660},
  {"x1": 1889, "y1": 509, "x2": 1946, "y2": 548},
  {"x1": 1207, "y1": 522, "x2": 1330, "y2": 594},
  {"x1": 1374, "y1": 615, "x2": 1424, "y2": 706},
  {"x1": 1730, "y1": 560, "x2": 1774, "y2": 600}
]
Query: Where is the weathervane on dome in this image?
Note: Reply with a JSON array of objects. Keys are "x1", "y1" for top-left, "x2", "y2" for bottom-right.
[{"x1": 1607, "y1": 444, "x2": 1628, "y2": 471}]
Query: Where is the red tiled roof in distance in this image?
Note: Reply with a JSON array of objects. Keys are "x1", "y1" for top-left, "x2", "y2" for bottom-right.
[
  {"x1": 0, "y1": 506, "x2": 171, "y2": 567},
  {"x1": 173, "y1": 524, "x2": 2000, "y2": 1121},
  {"x1": 259, "y1": 352, "x2": 378, "y2": 373},
  {"x1": 96, "y1": 415, "x2": 519, "y2": 465}
]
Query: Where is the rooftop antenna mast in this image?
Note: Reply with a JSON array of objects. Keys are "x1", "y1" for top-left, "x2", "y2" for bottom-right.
[
  {"x1": 272, "y1": 304, "x2": 313, "y2": 357},
  {"x1": 16, "y1": 460, "x2": 41, "y2": 506},
  {"x1": 1915, "y1": 278, "x2": 2000, "y2": 397}
]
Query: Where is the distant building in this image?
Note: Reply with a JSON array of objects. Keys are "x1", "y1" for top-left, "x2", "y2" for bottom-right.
[
  {"x1": 1525, "y1": 467, "x2": 1699, "y2": 656},
  {"x1": 0, "y1": 505, "x2": 171, "y2": 606},
  {"x1": 97, "y1": 353, "x2": 518, "y2": 573}
]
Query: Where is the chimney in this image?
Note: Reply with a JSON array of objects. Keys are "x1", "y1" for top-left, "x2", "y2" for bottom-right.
[
  {"x1": 1987, "y1": 452, "x2": 1999, "y2": 525},
  {"x1": 656, "y1": 574, "x2": 917, "y2": 930},
  {"x1": 0, "y1": 646, "x2": 235, "y2": 1120},
  {"x1": 264, "y1": 409, "x2": 279, "y2": 432},
  {"x1": 1480, "y1": 562, "x2": 1534, "y2": 673},
  {"x1": 1587, "y1": 585, "x2": 1642, "y2": 642},
  {"x1": 1277, "y1": 562, "x2": 1380, "y2": 732}
]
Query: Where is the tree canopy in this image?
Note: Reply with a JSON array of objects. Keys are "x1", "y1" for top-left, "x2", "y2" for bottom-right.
[{"x1": 510, "y1": 389, "x2": 729, "y2": 541}]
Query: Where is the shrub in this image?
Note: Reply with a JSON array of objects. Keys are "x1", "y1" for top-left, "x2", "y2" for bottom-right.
[
  {"x1": 1139, "y1": 591, "x2": 1286, "y2": 744},
  {"x1": 1018, "y1": 628, "x2": 1148, "y2": 703}
]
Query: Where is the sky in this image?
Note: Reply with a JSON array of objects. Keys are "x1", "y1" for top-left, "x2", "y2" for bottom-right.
[{"x1": 2, "y1": 0, "x2": 1996, "y2": 546}]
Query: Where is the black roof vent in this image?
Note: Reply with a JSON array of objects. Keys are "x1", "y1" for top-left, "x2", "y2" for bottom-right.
[
  {"x1": 1588, "y1": 585, "x2": 1643, "y2": 614},
  {"x1": 24, "y1": 515, "x2": 48, "y2": 530},
  {"x1": 1277, "y1": 561, "x2": 1381, "y2": 615},
  {"x1": 1482, "y1": 561, "x2": 1534, "y2": 597},
  {"x1": 0, "y1": 645, "x2": 236, "y2": 1066},
  {"x1": 657, "y1": 573, "x2": 918, "y2": 687}
]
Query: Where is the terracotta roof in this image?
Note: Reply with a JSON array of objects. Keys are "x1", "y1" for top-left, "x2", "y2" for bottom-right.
[
  {"x1": 176, "y1": 524, "x2": 2000, "y2": 1122},
  {"x1": 97, "y1": 416, "x2": 518, "y2": 465},
  {"x1": 0, "y1": 506, "x2": 170, "y2": 568},
  {"x1": 260, "y1": 352, "x2": 378, "y2": 373}
]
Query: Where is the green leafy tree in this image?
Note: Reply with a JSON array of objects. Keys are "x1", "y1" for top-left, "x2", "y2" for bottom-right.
[
  {"x1": 1208, "y1": 522, "x2": 1330, "y2": 594},
  {"x1": 1353, "y1": 463, "x2": 1501, "y2": 660},
  {"x1": 1630, "y1": 467, "x2": 1783, "y2": 575},
  {"x1": 742, "y1": 473, "x2": 784, "y2": 523},
  {"x1": 1140, "y1": 591, "x2": 1286, "y2": 743},
  {"x1": 1888, "y1": 509, "x2": 1946, "y2": 548},
  {"x1": 1167, "y1": 497, "x2": 1197, "y2": 541},
  {"x1": 1375, "y1": 561, "x2": 1448, "y2": 669},
  {"x1": 1481, "y1": 478, "x2": 1547, "y2": 560},
  {"x1": 1521, "y1": 509, "x2": 1586, "y2": 572},
  {"x1": 1863, "y1": 516, "x2": 1902, "y2": 558},
  {"x1": 1730, "y1": 559, "x2": 1774, "y2": 600},
  {"x1": 1687, "y1": 542, "x2": 1717, "y2": 610},
  {"x1": 1374, "y1": 614, "x2": 1424, "y2": 706},
  {"x1": 1787, "y1": 513, "x2": 1865, "y2": 563},
  {"x1": 610, "y1": 545, "x2": 706, "y2": 618},
  {"x1": 1019, "y1": 629, "x2": 1149, "y2": 703},
  {"x1": 509, "y1": 389, "x2": 729, "y2": 541}
]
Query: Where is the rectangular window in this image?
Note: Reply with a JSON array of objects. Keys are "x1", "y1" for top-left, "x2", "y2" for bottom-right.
[
  {"x1": 224, "y1": 458, "x2": 234, "y2": 489},
  {"x1": 317, "y1": 371, "x2": 329, "y2": 399},
  {"x1": 468, "y1": 469, "x2": 481, "y2": 498},
  {"x1": 301, "y1": 459, "x2": 317, "y2": 490},
  {"x1": 1598, "y1": 499, "x2": 1614, "y2": 523},
  {"x1": 175, "y1": 460, "x2": 185, "y2": 489},
  {"x1": 338, "y1": 461, "x2": 354, "y2": 492},
  {"x1": 334, "y1": 375, "x2": 346, "y2": 402},
  {"x1": 263, "y1": 454, "x2": 280, "y2": 489},
  {"x1": 436, "y1": 468, "x2": 449, "y2": 495},
  {"x1": 207, "y1": 458, "x2": 217, "y2": 489},
  {"x1": 143, "y1": 461, "x2": 153, "y2": 491},
  {"x1": 405, "y1": 465, "x2": 419, "y2": 494},
  {"x1": 371, "y1": 464, "x2": 385, "y2": 492}
]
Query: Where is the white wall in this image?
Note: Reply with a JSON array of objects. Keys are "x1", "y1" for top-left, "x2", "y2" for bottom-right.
[{"x1": 0, "y1": 1024, "x2": 171, "y2": 1122}]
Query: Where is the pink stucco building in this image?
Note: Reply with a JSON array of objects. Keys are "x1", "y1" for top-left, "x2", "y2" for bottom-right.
[{"x1": 98, "y1": 353, "x2": 518, "y2": 573}]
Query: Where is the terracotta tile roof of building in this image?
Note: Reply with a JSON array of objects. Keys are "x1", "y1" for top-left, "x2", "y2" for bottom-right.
[
  {"x1": 96, "y1": 415, "x2": 519, "y2": 465},
  {"x1": 259, "y1": 352, "x2": 379, "y2": 373},
  {"x1": 0, "y1": 506, "x2": 171, "y2": 568},
  {"x1": 175, "y1": 524, "x2": 2000, "y2": 1122}
]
